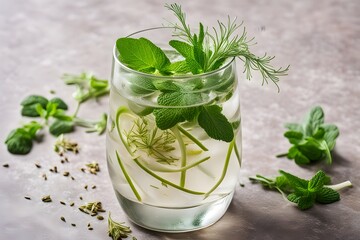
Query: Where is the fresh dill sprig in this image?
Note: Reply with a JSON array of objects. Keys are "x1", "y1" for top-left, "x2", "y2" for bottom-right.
[
  {"x1": 125, "y1": 117, "x2": 178, "y2": 164},
  {"x1": 165, "y1": 3, "x2": 289, "y2": 91}
]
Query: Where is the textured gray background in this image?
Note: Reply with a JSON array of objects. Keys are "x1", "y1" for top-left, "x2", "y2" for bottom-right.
[{"x1": 1, "y1": 0, "x2": 359, "y2": 239}]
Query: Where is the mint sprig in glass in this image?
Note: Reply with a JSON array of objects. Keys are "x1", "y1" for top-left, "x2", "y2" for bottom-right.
[{"x1": 106, "y1": 3, "x2": 288, "y2": 232}]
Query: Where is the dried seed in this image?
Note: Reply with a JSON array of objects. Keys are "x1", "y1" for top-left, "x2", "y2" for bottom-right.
[
  {"x1": 24, "y1": 196, "x2": 31, "y2": 200},
  {"x1": 80, "y1": 168, "x2": 86, "y2": 173},
  {"x1": 92, "y1": 185, "x2": 96, "y2": 189},
  {"x1": 35, "y1": 163, "x2": 41, "y2": 168},
  {"x1": 60, "y1": 216, "x2": 66, "y2": 222},
  {"x1": 42, "y1": 173, "x2": 48, "y2": 181},
  {"x1": 54, "y1": 166, "x2": 58, "y2": 173},
  {"x1": 97, "y1": 215, "x2": 104, "y2": 220},
  {"x1": 70, "y1": 202, "x2": 75, "y2": 207},
  {"x1": 71, "y1": 223, "x2": 76, "y2": 227},
  {"x1": 90, "y1": 212, "x2": 97, "y2": 217},
  {"x1": 79, "y1": 196, "x2": 83, "y2": 200},
  {"x1": 88, "y1": 227, "x2": 93, "y2": 231},
  {"x1": 71, "y1": 176, "x2": 75, "y2": 181},
  {"x1": 60, "y1": 201, "x2": 66, "y2": 205},
  {"x1": 84, "y1": 185, "x2": 88, "y2": 190},
  {"x1": 49, "y1": 169, "x2": 54, "y2": 173},
  {"x1": 42, "y1": 195, "x2": 52, "y2": 202},
  {"x1": 63, "y1": 172, "x2": 70, "y2": 177},
  {"x1": 87, "y1": 223, "x2": 91, "y2": 227},
  {"x1": 3, "y1": 164, "x2": 9, "y2": 168},
  {"x1": 65, "y1": 157, "x2": 69, "y2": 162},
  {"x1": 61, "y1": 160, "x2": 65, "y2": 164},
  {"x1": 59, "y1": 152, "x2": 64, "y2": 157}
]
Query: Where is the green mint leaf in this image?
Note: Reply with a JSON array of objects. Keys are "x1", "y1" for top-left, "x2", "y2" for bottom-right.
[
  {"x1": 285, "y1": 123, "x2": 304, "y2": 132},
  {"x1": 49, "y1": 120, "x2": 74, "y2": 136},
  {"x1": 287, "y1": 193, "x2": 300, "y2": 203},
  {"x1": 21, "y1": 105, "x2": 41, "y2": 117},
  {"x1": 21, "y1": 95, "x2": 49, "y2": 117},
  {"x1": 304, "y1": 106, "x2": 324, "y2": 136},
  {"x1": 308, "y1": 170, "x2": 327, "y2": 191},
  {"x1": 198, "y1": 105, "x2": 234, "y2": 142},
  {"x1": 297, "y1": 194, "x2": 316, "y2": 210},
  {"x1": 49, "y1": 97, "x2": 68, "y2": 110},
  {"x1": 21, "y1": 95, "x2": 48, "y2": 108},
  {"x1": 153, "y1": 92, "x2": 201, "y2": 129},
  {"x1": 165, "y1": 60, "x2": 191, "y2": 74},
  {"x1": 169, "y1": 40, "x2": 194, "y2": 59},
  {"x1": 127, "y1": 75, "x2": 156, "y2": 95},
  {"x1": 186, "y1": 58, "x2": 203, "y2": 74},
  {"x1": 5, "y1": 131, "x2": 33, "y2": 155},
  {"x1": 279, "y1": 170, "x2": 308, "y2": 190},
  {"x1": 116, "y1": 37, "x2": 170, "y2": 73},
  {"x1": 322, "y1": 124, "x2": 339, "y2": 150},
  {"x1": 284, "y1": 130, "x2": 303, "y2": 144},
  {"x1": 153, "y1": 80, "x2": 180, "y2": 92},
  {"x1": 316, "y1": 187, "x2": 340, "y2": 204}
]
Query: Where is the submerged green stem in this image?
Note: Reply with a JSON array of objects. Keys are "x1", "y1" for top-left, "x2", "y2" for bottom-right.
[
  {"x1": 204, "y1": 140, "x2": 234, "y2": 199},
  {"x1": 177, "y1": 125, "x2": 208, "y2": 151},
  {"x1": 140, "y1": 156, "x2": 210, "y2": 172},
  {"x1": 171, "y1": 126, "x2": 187, "y2": 187},
  {"x1": 115, "y1": 151, "x2": 142, "y2": 202},
  {"x1": 234, "y1": 141, "x2": 241, "y2": 167},
  {"x1": 133, "y1": 158, "x2": 205, "y2": 195},
  {"x1": 115, "y1": 107, "x2": 134, "y2": 156}
]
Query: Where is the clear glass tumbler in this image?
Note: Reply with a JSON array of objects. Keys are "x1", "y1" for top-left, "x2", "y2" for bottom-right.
[{"x1": 107, "y1": 27, "x2": 242, "y2": 232}]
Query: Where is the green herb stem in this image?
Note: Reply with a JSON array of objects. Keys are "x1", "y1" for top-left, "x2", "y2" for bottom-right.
[
  {"x1": 177, "y1": 125, "x2": 208, "y2": 151},
  {"x1": 204, "y1": 140, "x2": 234, "y2": 199},
  {"x1": 72, "y1": 102, "x2": 81, "y2": 117},
  {"x1": 172, "y1": 126, "x2": 188, "y2": 187},
  {"x1": 233, "y1": 140, "x2": 241, "y2": 167},
  {"x1": 326, "y1": 181, "x2": 352, "y2": 191},
  {"x1": 115, "y1": 151, "x2": 142, "y2": 202},
  {"x1": 115, "y1": 107, "x2": 134, "y2": 156},
  {"x1": 276, "y1": 153, "x2": 288, "y2": 158},
  {"x1": 133, "y1": 158, "x2": 205, "y2": 195}
]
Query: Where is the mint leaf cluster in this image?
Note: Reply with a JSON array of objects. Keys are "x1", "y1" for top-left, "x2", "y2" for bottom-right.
[
  {"x1": 5, "y1": 73, "x2": 109, "y2": 155},
  {"x1": 279, "y1": 106, "x2": 339, "y2": 165},
  {"x1": 250, "y1": 170, "x2": 352, "y2": 210}
]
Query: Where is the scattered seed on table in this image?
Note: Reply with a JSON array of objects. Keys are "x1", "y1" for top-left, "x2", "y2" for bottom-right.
[
  {"x1": 60, "y1": 216, "x2": 66, "y2": 222},
  {"x1": 71, "y1": 223, "x2": 76, "y2": 227},
  {"x1": 35, "y1": 163, "x2": 41, "y2": 168},
  {"x1": 42, "y1": 195, "x2": 52, "y2": 202},
  {"x1": 60, "y1": 201, "x2": 66, "y2": 205},
  {"x1": 97, "y1": 215, "x2": 104, "y2": 220},
  {"x1": 42, "y1": 173, "x2": 48, "y2": 181},
  {"x1": 3, "y1": 164, "x2": 9, "y2": 168},
  {"x1": 54, "y1": 166, "x2": 58, "y2": 173},
  {"x1": 87, "y1": 223, "x2": 91, "y2": 227},
  {"x1": 65, "y1": 157, "x2": 69, "y2": 162},
  {"x1": 92, "y1": 185, "x2": 96, "y2": 189},
  {"x1": 61, "y1": 160, "x2": 65, "y2": 164},
  {"x1": 24, "y1": 196, "x2": 31, "y2": 200},
  {"x1": 79, "y1": 196, "x2": 83, "y2": 200},
  {"x1": 71, "y1": 176, "x2": 75, "y2": 181},
  {"x1": 80, "y1": 168, "x2": 86, "y2": 173},
  {"x1": 88, "y1": 227, "x2": 93, "y2": 231},
  {"x1": 84, "y1": 185, "x2": 88, "y2": 190},
  {"x1": 70, "y1": 202, "x2": 75, "y2": 207},
  {"x1": 63, "y1": 172, "x2": 70, "y2": 177}
]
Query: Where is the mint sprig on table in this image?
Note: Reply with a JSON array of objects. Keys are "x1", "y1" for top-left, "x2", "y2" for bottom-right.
[
  {"x1": 5, "y1": 73, "x2": 108, "y2": 155},
  {"x1": 116, "y1": 3, "x2": 289, "y2": 142},
  {"x1": 277, "y1": 106, "x2": 339, "y2": 165},
  {"x1": 250, "y1": 170, "x2": 352, "y2": 210}
]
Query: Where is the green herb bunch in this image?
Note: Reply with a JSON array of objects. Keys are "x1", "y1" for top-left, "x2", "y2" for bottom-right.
[
  {"x1": 116, "y1": 3, "x2": 289, "y2": 143},
  {"x1": 278, "y1": 106, "x2": 339, "y2": 165},
  {"x1": 250, "y1": 170, "x2": 352, "y2": 210},
  {"x1": 5, "y1": 73, "x2": 109, "y2": 155}
]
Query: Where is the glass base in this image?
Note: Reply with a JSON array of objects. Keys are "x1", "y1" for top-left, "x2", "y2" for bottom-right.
[{"x1": 114, "y1": 190, "x2": 234, "y2": 233}]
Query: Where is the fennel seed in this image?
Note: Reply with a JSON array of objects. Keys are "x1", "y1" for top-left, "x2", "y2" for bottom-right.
[
  {"x1": 63, "y1": 172, "x2": 70, "y2": 177},
  {"x1": 84, "y1": 185, "x2": 88, "y2": 190},
  {"x1": 3, "y1": 164, "x2": 9, "y2": 168},
  {"x1": 35, "y1": 163, "x2": 41, "y2": 168},
  {"x1": 42, "y1": 173, "x2": 47, "y2": 181},
  {"x1": 92, "y1": 185, "x2": 96, "y2": 189},
  {"x1": 70, "y1": 202, "x2": 75, "y2": 207},
  {"x1": 71, "y1": 223, "x2": 76, "y2": 227},
  {"x1": 88, "y1": 227, "x2": 93, "y2": 231},
  {"x1": 24, "y1": 196, "x2": 31, "y2": 200},
  {"x1": 60, "y1": 216, "x2": 66, "y2": 222},
  {"x1": 42, "y1": 195, "x2": 52, "y2": 202},
  {"x1": 97, "y1": 215, "x2": 104, "y2": 220},
  {"x1": 60, "y1": 201, "x2": 66, "y2": 205}
]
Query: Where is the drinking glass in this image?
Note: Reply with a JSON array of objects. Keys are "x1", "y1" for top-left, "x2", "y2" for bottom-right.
[{"x1": 107, "y1": 27, "x2": 242, "y2": 232}]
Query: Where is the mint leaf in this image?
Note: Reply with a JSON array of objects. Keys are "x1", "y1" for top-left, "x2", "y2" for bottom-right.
[
  {"x1": 153, "y1": 92, "x2": 201, "y2": 129},
  {"x1": 165, "y1": 60, "x2": 191, "y2": 74},
  {"x1": 169, "y1": 40, "x2": 194, "y2": 59},
  {"x1": 308, "y1": 170, "x2": 326, "y2": 191},
  {"x1": 49, "y1": 120, "x2": 74, "y2": 136},
  {"x1": 198, "y1": 105, "x2": 234, "y2": 142},
  {"x1": 279, "y1": 170, "x2": 308, "y2": 189},
  {"x1": 21, "y1": 95, "x2": 49, "y2": 117},
  {"x1": 116, "y1": 37, "x2": 170, "y2": 73},
  {"x1": 297, "y1": 194, "x2": 316, "y2": 210},
  {"x1": 49, "y1": 98, "x2": 68, "y2": 110},
  {"x1": 316, "y1": 187, "x2": 340, "y2": 204},
  {"x1": 279, "y1": 106, "x2": 339, "y2": 165},
  {"x1": 304, "y1": 106, "x2": 324, "y2": 136}
]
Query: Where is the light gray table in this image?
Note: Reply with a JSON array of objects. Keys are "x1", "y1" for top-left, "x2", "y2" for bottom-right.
[{"x1": 1, "y1": 0, "x2": 359, "y2": 239}]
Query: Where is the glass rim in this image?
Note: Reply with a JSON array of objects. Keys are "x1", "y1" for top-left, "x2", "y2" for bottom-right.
[{"x1": 112, "y1": 27, "x2": 235, "y2": 80}]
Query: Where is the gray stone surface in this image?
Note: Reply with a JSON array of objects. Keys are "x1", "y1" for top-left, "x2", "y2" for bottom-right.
[{"x1": 0, "y1": 0, "x2": 359, "y2": 239}]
